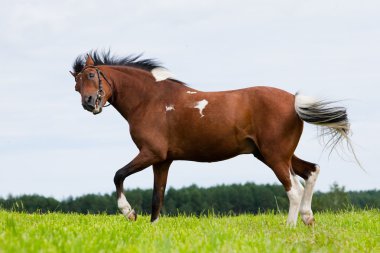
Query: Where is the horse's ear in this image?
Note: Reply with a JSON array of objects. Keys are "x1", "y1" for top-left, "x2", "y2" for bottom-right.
[
  {"x1": 69, "y1": 71, "x2": 76, "y2": 77},
  {"x1": 85, "y1": 54, "x2": 95, "y2": 66}
]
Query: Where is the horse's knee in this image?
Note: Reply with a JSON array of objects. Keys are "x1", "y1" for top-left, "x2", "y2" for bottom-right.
[{"x1": 113, "y1": 169, "x2": 124, "y2": 186}]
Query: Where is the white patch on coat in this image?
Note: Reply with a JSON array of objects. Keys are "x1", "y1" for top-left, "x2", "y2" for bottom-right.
[
  {"x1": 151, "y1": 67, "x2": 173, "y2": 82},
  {"x1": 186, "y1": 91, "x2": 197, "y2": 94},
  {"x1": 117, "y1": 193, "x2": 132, "y2": 217},
  {"x1": 194, "y1": 99, "x2": 208, "y2": 117},
  {"x1": 165, "y1": 105, "x2": 175, "y2": 111}
]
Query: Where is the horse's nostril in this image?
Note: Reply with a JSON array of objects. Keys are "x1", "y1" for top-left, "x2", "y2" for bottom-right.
[{"x1": 87, "y1": 96, "x2": 92, "y2": 103}]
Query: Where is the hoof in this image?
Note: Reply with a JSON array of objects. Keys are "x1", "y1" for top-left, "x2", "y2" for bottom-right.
[
  {"x1": 302, "y1": 216, "x2": 315, "y2": 226},
  {"x1": 151, "y1": 217, "x2": 159, "y2": 224},
  {"x1": 127, "y1": 210, "x2": 137, "y2": 221}
]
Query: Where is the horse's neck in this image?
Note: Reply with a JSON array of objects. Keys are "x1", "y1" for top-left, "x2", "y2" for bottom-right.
[{"x1": 109, "y1": 67, "x2": 183, "y2": 120}]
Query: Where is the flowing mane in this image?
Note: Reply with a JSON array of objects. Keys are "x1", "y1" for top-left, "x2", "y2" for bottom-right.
[{"x1": 72, "y1": 50, "x2": 164, "y2": 74}]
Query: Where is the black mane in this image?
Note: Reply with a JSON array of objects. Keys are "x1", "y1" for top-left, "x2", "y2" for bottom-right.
[{"x1": 72, "y1": 50, "x2": 164, "y2": 74}]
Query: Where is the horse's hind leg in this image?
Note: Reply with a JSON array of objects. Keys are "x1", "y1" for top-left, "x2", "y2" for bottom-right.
[
  {"x1": 262, "y1": 159, "x2": 304, "y2": 226},
  {"x1": 151, "y1": 160, "x2": 172, "y2": 223},
  {"x1": 291, "y1": 155, "x2": 320, "y2": 225}
]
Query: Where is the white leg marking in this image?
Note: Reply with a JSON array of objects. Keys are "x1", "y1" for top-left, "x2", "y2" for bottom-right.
[
  {"x1": 286, "y1": 173, "x2": 304, "y2": 226},
  {"x1": 186, "y1": 91, "x2": 197, "y2": 94},
  {"x1": 194, "y1": 99, "x2": 208, "y2": 117},
  {"x1": 151, "y1": 216, "x2": 159, "y2": 224},
  {"x1": 165, "y1": 104, "x2": 175, "y2": 111},
  {"x1": 300, "y1": 165, "x2": 320, "y2": 225},
  {"x1": 151, "y1": 67, "x2": 173, "y2": 82},
  {"x1": 118, "y1": 193, "x2": 132, "y2": 217}
]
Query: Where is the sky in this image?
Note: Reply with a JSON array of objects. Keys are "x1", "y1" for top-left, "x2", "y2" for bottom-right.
[{"x1": 0, "y1": 0, "x2": 379, "y2": 199}]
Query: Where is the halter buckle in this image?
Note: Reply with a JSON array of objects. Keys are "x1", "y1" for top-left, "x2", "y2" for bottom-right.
[{"x1": 97, "y1": 89, "x2": 105, "y2": 99}]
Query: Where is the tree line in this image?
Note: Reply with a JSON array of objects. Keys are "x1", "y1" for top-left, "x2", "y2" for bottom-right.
[{"x1": 0, "y1": 182, "x2": 379, "y2": 215}]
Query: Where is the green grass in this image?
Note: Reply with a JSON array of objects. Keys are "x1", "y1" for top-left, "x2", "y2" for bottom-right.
[{"x1": 0, "y1": 210, "x2": 379, "y2": 253}]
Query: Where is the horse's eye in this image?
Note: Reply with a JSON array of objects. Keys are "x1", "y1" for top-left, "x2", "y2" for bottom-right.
[{"x1": 88, "y1": 73, "x2": 95, "y2": 79}]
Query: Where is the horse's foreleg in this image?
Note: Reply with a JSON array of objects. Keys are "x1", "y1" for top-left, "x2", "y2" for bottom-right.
[
  {"x1": 114, "y1": 150, "x2": 162, "y2": 221},
  {"x1": 151, "y1": 160, "x2": 172, "y2": 223}
]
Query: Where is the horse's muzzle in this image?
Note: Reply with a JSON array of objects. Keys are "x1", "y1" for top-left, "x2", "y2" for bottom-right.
[{"x1": 82, "y1": 95, "x2": 102, "y2": 115}]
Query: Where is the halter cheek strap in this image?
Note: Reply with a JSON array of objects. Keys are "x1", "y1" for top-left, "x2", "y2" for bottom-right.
[{"x1": 95, "y1": 68, "x2": 105, "y2": 109}]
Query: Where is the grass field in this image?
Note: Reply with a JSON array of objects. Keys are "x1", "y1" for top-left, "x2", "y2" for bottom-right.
[{"x1": 0, "y1": 209, "x2": 379, "y2": 253}]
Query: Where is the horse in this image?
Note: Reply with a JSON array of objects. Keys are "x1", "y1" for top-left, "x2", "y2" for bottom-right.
[{"x1": 70, "y1": 51, "x2": 355, "y2": 226}]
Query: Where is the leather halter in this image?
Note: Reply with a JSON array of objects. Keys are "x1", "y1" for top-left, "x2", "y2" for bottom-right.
[{"x1": 77, "y1": 65, "x2": 113, "y2": 108}]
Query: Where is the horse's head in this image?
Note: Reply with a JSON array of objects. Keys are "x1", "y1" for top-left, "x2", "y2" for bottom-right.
[{"x1": 71, "y1": 55, "x2": 112, "y2": 115}]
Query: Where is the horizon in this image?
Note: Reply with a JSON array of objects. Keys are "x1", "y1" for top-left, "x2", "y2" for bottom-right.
[{"x1": 1, "y1": 180, "x2": 377, "y2": 201}]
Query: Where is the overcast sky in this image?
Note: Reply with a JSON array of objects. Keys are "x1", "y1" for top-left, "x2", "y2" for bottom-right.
[{"x1": 1, "y1": 0, "x2": 379, "y2": 199}]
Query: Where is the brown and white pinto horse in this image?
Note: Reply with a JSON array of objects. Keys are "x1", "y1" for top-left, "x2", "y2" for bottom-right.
[{"x1": 71, "y1": 51, "x2": 354, "y2": 226}]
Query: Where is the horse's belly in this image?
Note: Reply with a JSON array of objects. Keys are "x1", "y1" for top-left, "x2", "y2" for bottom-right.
[{"x1": 168, "y1": 127, "x2": 255, "y2": 162}]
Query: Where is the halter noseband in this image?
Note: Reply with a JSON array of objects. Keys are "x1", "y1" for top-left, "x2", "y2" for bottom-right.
[{"x1": 77, "y1": 65, "x2": 113, "y2": 109}]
